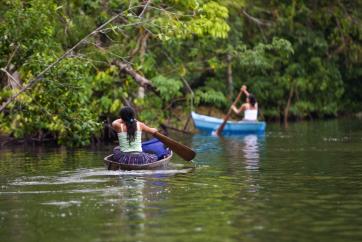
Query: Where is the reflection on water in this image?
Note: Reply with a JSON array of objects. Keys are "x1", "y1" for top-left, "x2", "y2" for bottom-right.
[
  {"x1": 1, "y1": 119, "x2": 362, "y2": 242},
  {"x1": 242, "y1": 135, "x2": 261, "y2": 171},
  {"x1": 193, "y1": 133, "x2": 264, "y2": 172}
]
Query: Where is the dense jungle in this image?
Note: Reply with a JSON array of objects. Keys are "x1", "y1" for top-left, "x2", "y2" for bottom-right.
[{"x1": 0, "y1": 0, "x2": 361, "y2": 146}]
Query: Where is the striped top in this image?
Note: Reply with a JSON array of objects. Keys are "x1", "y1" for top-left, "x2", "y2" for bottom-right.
[{"x1": 117, "y1": 122, "x2": 142, "y2": 152}]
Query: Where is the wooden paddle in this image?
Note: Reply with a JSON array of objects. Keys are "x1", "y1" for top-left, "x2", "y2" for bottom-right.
[
  {"x1": 215, "y1": 89, "x2": 244, "y2": 136},
  {"x1": 153, "y1": 131, "x2": 196, "y2": 161}
]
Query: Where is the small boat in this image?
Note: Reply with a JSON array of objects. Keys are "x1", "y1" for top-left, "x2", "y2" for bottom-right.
[
  {"x1": 191, "y1": 111, "x2": 266, "y2": 135},
  {"x1": 104, "y1": 138, "x2": 172, "y2": 170},
  {"x1": 104, "y1": 151, "x2": 173, "y2": 170}
]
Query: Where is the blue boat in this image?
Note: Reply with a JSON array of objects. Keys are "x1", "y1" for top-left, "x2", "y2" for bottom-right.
[{"x1": 191, "y1": 112, "x2": 266, "y2": 135}]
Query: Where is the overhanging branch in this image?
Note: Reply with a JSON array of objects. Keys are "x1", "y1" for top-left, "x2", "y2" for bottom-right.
[
  {"x1": 113, "y1": 60, "x2": 159, "y2": 95},
  {"x1": 242, "y1": 10, "x2": 272, "y2": 27},
  {"x1": 0, "y1": 4, "x2": 149, "y2": 113}
]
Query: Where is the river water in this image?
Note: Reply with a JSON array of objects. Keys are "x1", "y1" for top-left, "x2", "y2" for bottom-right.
[{"x1": 1, "y1": 119, "x2": 362, "y2": 242}]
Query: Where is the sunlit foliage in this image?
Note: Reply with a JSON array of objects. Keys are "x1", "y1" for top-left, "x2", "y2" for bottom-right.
[{"x1": 0, "y1": 0, "x2": 361, "y2": 145}]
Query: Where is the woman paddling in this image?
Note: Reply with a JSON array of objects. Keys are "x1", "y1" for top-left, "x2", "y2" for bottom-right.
[
  {"x1": 231, "y1": 85, "x2": 258, "y2": 121},
  {"x1": 112, "y1": 106, "x2": 159, "y2": 165}
]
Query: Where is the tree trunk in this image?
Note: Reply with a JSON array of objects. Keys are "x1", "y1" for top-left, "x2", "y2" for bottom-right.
[
  {"x1": 227, "y1": 54, "x2": 233, "y2": 100},
  {"x1": 183, "y1": 114, "x2": 192, "y2": 132},
  {"x1": 284, "y1": 83, "x2": 295, "y2": 125}
]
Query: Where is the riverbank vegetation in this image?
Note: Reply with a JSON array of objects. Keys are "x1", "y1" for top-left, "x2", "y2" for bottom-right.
[{"x1": 0, "y1": 0, "x2": 361, "y2": 146}]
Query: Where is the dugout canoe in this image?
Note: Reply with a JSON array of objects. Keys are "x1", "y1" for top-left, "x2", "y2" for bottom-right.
[
  {"x1": 104, "y1": 151, "x2": 173, "y2": 170},
  {"x1": 191, "y1": 111, "x2": 266, "y2": 135}
]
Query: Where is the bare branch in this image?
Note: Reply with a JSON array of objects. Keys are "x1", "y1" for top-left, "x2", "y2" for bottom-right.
[
  {"x1": 5, "y1": 45, "x2": 19, "y2": 70},
  {"x1": 113, "y1": 60, "x2": 157, "y2": 94},
  {"x1": 0, "y1": 68, "x2": 21, "y2": 89},
  {"x1": 139, "y1": 0, "x2": 152, "y2": 18},
  {"x1": 242, "y1": 10, "x2": 272, "y2": 27}
]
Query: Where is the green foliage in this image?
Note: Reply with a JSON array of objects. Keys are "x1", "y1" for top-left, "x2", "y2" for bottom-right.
[
  {"x1": 194, "y1": 89, "x2": 227, "y2": 108},
  {"x1": 151, "y1": 75, "x2": 183, "y2": 102},
  {"x1": 0, "y1": 0, "x2": 60, "y2": 67},
  {"x1": 137, "y1": 95, "x2": 164, "y2": 127},
  {"x1": 238, "y1": 38, "x2": 294, "y2": 71},
  {"x1": 152, "y1": 0, "x2": 230, "y2": 40},
  {"x1": 228, "y1": 0, "x2": 361, "y2": 119},
  {"x1": 90, "y1": 66, "x2": 125, "y2": 116},
  {"x1": 0, "y1": 0, "x2": 361, "y2": 145},
  {"x1": 187, "y1": 1, "x2": 230, "y2": 38},
  {"x1": 0, "y1": 57, "x2": 101, "y2": 146}
]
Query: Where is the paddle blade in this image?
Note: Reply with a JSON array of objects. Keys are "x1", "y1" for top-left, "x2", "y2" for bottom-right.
[{"x1": 153, "y1": 132, "x2": 196, "y2": 161}]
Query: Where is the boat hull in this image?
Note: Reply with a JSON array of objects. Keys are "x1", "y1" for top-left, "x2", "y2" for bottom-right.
[
  {"x1": 191, "y1": 112, "x2": 266, "y2": 135},
  {"x1": 104, "y1": 151, "x2": 172, "y2": 170}
]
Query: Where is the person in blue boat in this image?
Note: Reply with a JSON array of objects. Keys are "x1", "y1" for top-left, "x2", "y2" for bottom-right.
[
  {"x1": 112, "y1": 106, "x2": 159, "y2": 165},
  {"x1": 231, "y1": 85, "x2": 258, "y2": 121}
]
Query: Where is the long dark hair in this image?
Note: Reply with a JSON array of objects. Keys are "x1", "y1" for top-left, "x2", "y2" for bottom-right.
[
  {"x1": 119, "y1": 106, "x2": 137, "y2": 144},
  {"x1": 248, "y1": 94, "x2": 257, "y2": 107}
]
